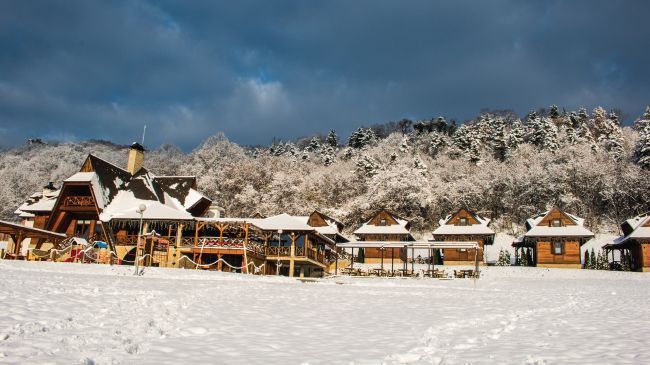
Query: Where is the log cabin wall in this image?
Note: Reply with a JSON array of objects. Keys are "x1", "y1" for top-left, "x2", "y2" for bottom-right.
[
  {"x1": 641, "y1": 242, "x2": 650, "y2": 270},
  {"x1": 534, "y1": 239, "x2": 581, "y2": 266},
  {"x1": 440, "y1": 235, "x2": 487, "y2": 263},
  {"x1": 358, "y1": 233, "x2": 408, "y2": 262}
]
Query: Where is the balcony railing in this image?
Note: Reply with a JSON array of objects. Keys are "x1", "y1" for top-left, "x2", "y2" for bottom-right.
[{"x1": 63, "y1": 195, "x2": 95, "y2": 207}]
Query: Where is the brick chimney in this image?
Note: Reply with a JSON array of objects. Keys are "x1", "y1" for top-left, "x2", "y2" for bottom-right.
[{"x1": 127, "y1": 142, "x2": 145, "y2": 175}]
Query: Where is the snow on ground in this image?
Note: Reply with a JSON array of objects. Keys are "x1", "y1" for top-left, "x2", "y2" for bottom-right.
[{"x1": 1, "y1": 261, "x2": 649, "y2": 364}]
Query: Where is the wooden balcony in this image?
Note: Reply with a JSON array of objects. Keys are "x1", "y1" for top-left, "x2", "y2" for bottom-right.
[
  {"x1": 266, "y1": 244, "x2": 326, "y2": 264},
  {"x1": 63, "y1": 195, "x2": 95, "y2": 207}
]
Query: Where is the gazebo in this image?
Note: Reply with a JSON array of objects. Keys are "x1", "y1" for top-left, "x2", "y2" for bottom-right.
[
  {"x1": 335, "y1": 240, "x2": 480, "y2": 276},
  {"x1": 0, "y1": 220, "x2": 67, "y2": 259}
]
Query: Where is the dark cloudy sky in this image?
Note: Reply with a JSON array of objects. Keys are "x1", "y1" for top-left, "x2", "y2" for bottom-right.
[{"x1": 1, "y1": 1, "x2": 648, "y2": 150}]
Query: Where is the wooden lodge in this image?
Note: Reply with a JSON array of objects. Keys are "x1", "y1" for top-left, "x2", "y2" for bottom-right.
[
  {"x1": 432, "y1": 209, "x2": 494, "y2": 265},
  {"x1": 604, "y1": 213, "x2": 650, "y2": 272},
  {"x1": 353, "y1": 209, "x2": 414, "y2": 264},
  {"x1": 182, "y1": 212, "x2": 345, "y2": 277},
  {"x1": 6, "y1": 143, "x2": 349, "y2": 277},
  {"x1": 512, "y1": 208, "x2": 594, "y2": 269}
]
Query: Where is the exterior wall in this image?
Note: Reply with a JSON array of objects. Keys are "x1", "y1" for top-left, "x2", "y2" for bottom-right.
[
  {"x1": 537, "y1": 263, "x2": 582, "y2": 269},
  {"x1": 642, "y1": 243, "x2": 650, "y2": 269},
  {"x1": 439, "y1": 235, "x2": 488, "y2": 265},
  {"x1": 538, "y1": 209, "x2": 577, "y2": 227},
  {"x1": 357, "y1": 233, "x2": 409, "y2": 262},
  {"x1": 368, "y1": 210, "x2": 399, "y2": 226},
  {"x1": 535, "y1": 239, "x2": 581, "y2": 266}
]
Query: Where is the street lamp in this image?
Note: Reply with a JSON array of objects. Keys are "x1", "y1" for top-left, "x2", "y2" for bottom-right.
[
  {"x1": 134, "y1": 204, "x2": 147, "y2": 276},
  {"x1": 277, "y1": 229, "x2": 283, "y2": 275}
]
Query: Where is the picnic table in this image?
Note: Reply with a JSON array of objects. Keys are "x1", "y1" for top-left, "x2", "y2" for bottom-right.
[
  {"x1": 454, "y1": 269, "x2": 475, "y2": 278},
  {"x1": 397, "y1": 268, "x2": 415, "y2": 277},
  {"x1": 371, "y1": 268, "x2": 387, "y2": 277}
]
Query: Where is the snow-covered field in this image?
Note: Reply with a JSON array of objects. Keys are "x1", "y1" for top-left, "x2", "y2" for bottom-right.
[{"x1": 1, "y1": 261, "x2": 649, "y2": 364}]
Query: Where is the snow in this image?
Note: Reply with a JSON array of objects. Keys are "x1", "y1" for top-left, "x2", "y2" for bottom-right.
[
  {"x1": 354, "y1": 218, "x2": 411, "y2": 235},
  {"x1": 64, "y1": 172, "x2": 96, "y2": 183},
  {"x1": 248, "y1": 213, "x2": 315, "y2": 231},
  {"x1": 1, "y1": 261, "x2": 649, "y2": 364},
  {"x1": 432, "y1": 225, "x2": 495, "y2": 235},
  {"x1": 524, "y1": 225, "x2": 594, "y2": 237},
  {"x1": 99, "y1": 190, "x2": 193, "y2": 222}
]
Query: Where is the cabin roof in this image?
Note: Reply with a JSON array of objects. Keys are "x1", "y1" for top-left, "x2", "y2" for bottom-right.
[
  {"x1": 248, "y1": 213, "x2": 314, "y2": 231},
  {"x1": 433, "y1": 209, "x2": 495, "y2": 235},
  {"x1": 609, "y1": 214, "x2": 650, "y2": 248},
  {"x1": 524, "y1": 209, "x2": 593, "y2": 237},
  {"x1": 17, "y1": 153, "x2": 212, "y2": 223}
]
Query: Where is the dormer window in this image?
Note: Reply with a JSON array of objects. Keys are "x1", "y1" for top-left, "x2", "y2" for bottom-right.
[
  {"x1": 458, "y1": 217, "x2": 468, "y2": 226},
  {"x1": 379, "y1": 219, "x2": 387, "y2": 226},
  {"x1": 551, "y1": 219, "x2": 562, "y2": 227}
]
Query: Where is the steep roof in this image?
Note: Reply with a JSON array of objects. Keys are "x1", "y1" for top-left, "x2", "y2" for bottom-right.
[
  {"x1": 610, "y1": 214, "x2": 650, "y2": 247},
  {"x1": 21, "y1": 153, "x2": 213, "y2": 223},
  {"x1": 524, "y1": 209, "x2": 594, "y2": 237},
  {"x1": 354, "y1": 210, "x2": 412, "y2": 236},
  {"x1": 432, "y1": 209, "x2": 495, "y2": 235}
]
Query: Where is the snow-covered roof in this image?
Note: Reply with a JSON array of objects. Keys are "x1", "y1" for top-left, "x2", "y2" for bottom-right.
[
  {"x1": 16, "y1": 189, "x2": 60, "y2": 214},
  {"x1": 432, "y1": 211, "x2": 494, "y2": 236},
  {"x1": 99, "y1": 190, "x2": 194, "y2": 221},
  {"x1": 248, "y1": 214, "x2": 315, "y2": 231},
  {"x1": 610, "y1": 214, "x2": 650, "y2": 247},
  {"x1": 524, "y1": 210, "x2": 593, "y2": 237},
  {"x1": 65, "y1": 172, "x2": 96, "y2": 182},
  {"x1": 294, "y1": 215, "x2": 342, "y2": 236},
  {"x1": 354, "y1": 216, "x2": 411, "y2": 235}
]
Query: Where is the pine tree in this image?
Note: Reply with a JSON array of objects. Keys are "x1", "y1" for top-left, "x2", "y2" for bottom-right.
[
  {"x1": 348, "y1": 128, "x2": 377, "y2": 149},
  {"x1": 507, "y1": 120, "x2": 525, "y2": 149},
  {"x1": 413, "y1": 155, "x2": 427, "y2": 174},
  {"x1": 491, "y1": 117, "x2": 510, "y2": 161},
  {"x1": 583, "y1": 249, "x2": 590, "y2": 269},
  {"x1": 326, "y1": 130, "x2": 338, "y2": 148},
  {"x1": 427, "y1": 132, "x2": 447, "y2": 157},
  {"x1": 399, "y1": 136, "x2": 410, "y2": 153},
  {"x1": 565, "y1": 125, "x2": 579, "y2": 145},
  {"x1": 634, "y1": 106, "x2": 650, "y2": 169},
  {"x1": 592, "y1": 107, "x2": 625, "y2": 160},
  {"x1": 496, "y1": 249, "x2": 512, "y2": 266},
  {"x1": 527, "y1": 111, "x2": 559, "y2": 150},
  {"x1": 589, "y1": 248, "x2": 596, "y2": 269},
  {"x1": 307, "y1": 137, "x2": 321, "y2": 152},
  {"x1": 356, "y1": 155, "x2": 380, "y2": 177}
]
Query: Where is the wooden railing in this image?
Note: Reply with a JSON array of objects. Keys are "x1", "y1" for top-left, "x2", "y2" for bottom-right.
[
  {"x1": 63, "y1": 196, "x2": 95, "y2": 207},
  {"x1": 267, "y1": 246, "x2": 291, "y2": 256}
]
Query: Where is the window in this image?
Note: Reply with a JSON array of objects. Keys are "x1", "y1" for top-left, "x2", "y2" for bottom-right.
[
  {"x1": 75, "y1": 220, "x2": 92, "y2": 238},
  {"x1": 458, "y1": 217, "x2": 468, "y2": 226},
  {"x1": 552, "y1": 241, "x2": 563, "y2": 255},
  {"x1": 552, "y1": 219, "x2": 562, "y2": 227},
  {"x1": 379, "y1": 219, "x2": 387, "y2": 226}
]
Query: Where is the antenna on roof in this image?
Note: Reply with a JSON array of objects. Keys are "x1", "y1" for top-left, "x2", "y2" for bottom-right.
[{"x1": 141, "y1": 124, "x2": 147, "y2": 146}]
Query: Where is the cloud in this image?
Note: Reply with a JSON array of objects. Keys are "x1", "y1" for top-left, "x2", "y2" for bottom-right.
[{"x1": 0, "y1": 0, "x2": 649, "y2": 150}]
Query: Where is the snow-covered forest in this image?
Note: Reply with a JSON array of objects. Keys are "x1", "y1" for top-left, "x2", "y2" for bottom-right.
[{"x1": 2, "y1": 106, "x2": 649, "y2": 237}]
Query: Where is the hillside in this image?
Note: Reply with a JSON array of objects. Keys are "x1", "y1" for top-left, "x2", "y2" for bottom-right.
[{"x1": 1, "y1": 106, "x2": 649, "y2": 238}]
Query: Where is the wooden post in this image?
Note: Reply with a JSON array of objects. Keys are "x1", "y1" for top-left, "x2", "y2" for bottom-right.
[
  {"x1": 380, "y1": 247, "x2": 384, "y2": 272},
  {"x1": 193, "y1": 223, "x2": 200, "y2": 262},
  {"x1": 176, "y1": 223, "x2": 184, "y2": 248},
  {"x1": 351, "y1": 247, "x2": 354, "y2": 269},
  {"x1": 242, "y1": 223, "x2": 249, "y2": 274},
  {"x1": 289, "y1": 232, "x2": 296, "y2": 277},
  {"x1": 391, "y1": 248, "x2": 394, "y2": 274},
  {"x1": 217, "y1": 254, "x2": 223, "y2": 271}
]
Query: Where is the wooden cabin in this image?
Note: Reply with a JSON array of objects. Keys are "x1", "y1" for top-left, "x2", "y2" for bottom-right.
[
  {"x1": 604, "y1": 213, "x2": 650, "y2": 272},
  {"x1": 512, "y1": 208, "x2": 594, "y2": 268},
  {"x1": 432, "y1": 208, "x2": 494, "y2": 265},
  {"x1": 353, "y1": 209, "x2": 414, "y2": 263}
]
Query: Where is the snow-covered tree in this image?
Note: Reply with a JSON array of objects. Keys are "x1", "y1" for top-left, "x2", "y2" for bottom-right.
[
  {"x1": 589, "y1": 248, "x2": 596, "y2": 269},
  {"x1": 348, "y1": 128, "x2": 377, "y2": 149},
  {"x1": 591, "y1": 107, "x2": 625, "y2": 160},
  {"x1": 496, "y1": 249, "x2": 511, "y2": 266},
  {"x1": 355, "y1": 155, "x2": 381, "y2": 177},
  {"x1": 413, "y1": 155, "x2": 427, "y2": 174},
  {"x1": 399, "y1": 136, "x2": 410, "y2": 153},
  {"x1": 526, "y1": 112, "x2": 559, "y2": 150},
  {"x1": 326, "y1": 130, "x2": 339, "y2": 148},
  {"x1": 583, "y1": 250, "x2": 590, "y2": 269},
  {"x1": 491, "y1": 117, "x2": 510, "y2": 161},
  {"x1": 508, "y1": 119, "x2": 525, "y2": 149},
  {"x1": 427, "y1": 132, "x2": 447, "y2": 158},
  {"x1": 634, "y1": 106, "x2": 650, "y2": 169},
  {"x1": 307, "y1": 137, "x2": 321, "y2": 152}
]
